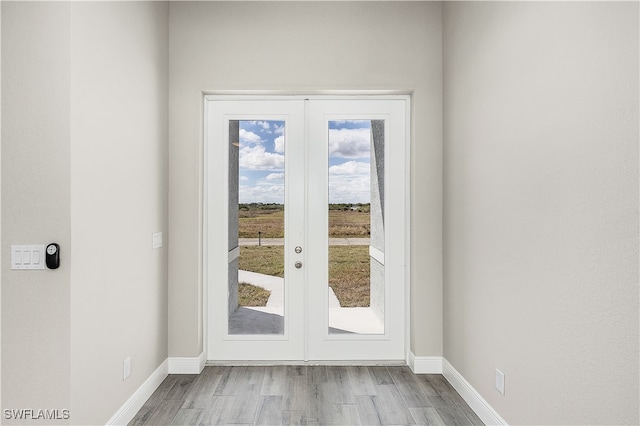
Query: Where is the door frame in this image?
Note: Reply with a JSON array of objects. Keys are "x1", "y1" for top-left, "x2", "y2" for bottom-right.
[{"x1": 202, "y1": 93, "x2": 412, "y2": 363}]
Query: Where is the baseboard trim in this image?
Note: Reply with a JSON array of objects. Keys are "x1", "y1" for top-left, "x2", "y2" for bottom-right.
[
  {"x1": 443, "y1": 358, "x2": 508, "y2": 426},
  {"x1": 407, "y1": 352, "x2": 443, "y2": 374},
  {"x1": 205, "y1": 359, "x2": 405, "y2": 367},
  {"x1": 168, "y1": 352, "x2": 206, "y2": 374},
  {"x1": 106, "y1": 359, "x2": 168, "y2": 426}
]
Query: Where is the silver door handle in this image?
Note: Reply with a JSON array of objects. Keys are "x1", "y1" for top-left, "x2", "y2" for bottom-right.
[{"x1": 294, "y1": 261, "x2": 303, "y2": 269}]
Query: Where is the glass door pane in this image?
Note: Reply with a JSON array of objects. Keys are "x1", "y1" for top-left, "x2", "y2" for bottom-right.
[
  {"x1": 228, "y1": 120, "x2": 286, "y2": 335},
  {"x1": 327, "y1": 120, "x2": 385, "y2": 335}
]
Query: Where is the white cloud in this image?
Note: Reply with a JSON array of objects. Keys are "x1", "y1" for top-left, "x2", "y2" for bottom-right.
[
  {"x1": 328, "y1": 160, "x2": 369, "y2": 176},
  {"x1": 329, "y1": 175, "x2": 370, "y2": 203},
  {"x1": 331, "y1": 120, "x2": 370, "y2": 125},
  {"x1": 274, "y1": 135, "x2": 285, "y2": 153},
  {"x1": 239, "y1": 129, "x2": 263, "y2": 144},
  {"x1": 328, "y1": 161, "x2": 370, "y2": 203},
  {"x1": 239, "y1": 145, "x2": 284, "y2": 171},
  {"x1": 265, "y1": 172, "x2": 284, "y2": 181},
  {"x1": 274, "y1": 124, "x2": 284, "y2": 135},
  {"x1": 247, "y1": 121, "x2": 271, "y2": 131},
  {"x1": 240, "y1": 176, "x2": 249, "y2": 181},
  {"x1": 239, "y1": 184, "x2": 284, "y2": 204},
  {"x1": 328, "y1": 128, "x2": 371, "y2": 159}
]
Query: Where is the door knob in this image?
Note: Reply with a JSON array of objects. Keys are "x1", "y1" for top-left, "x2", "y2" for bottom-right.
[
  {"x1": 295, "y1": 246, "x2": 302, "y2": 253},
  {"x1": 295, "y1": 261, "x2": 303, "y2": 269}
]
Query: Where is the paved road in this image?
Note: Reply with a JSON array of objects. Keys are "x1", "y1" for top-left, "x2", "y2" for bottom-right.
[{"x1": 239, "y1": 238, "x2": 370, "y2": 246}]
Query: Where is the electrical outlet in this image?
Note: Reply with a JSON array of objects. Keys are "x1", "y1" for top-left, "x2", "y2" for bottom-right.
[
  {"x1": 495, "y1": 369, "x2": 505, "y2": 395},
  {"x1": 123, "y1": 357, "x2": 131, "y2": 381},
  {"x1": 152, "y1": 232, "x2": 163, "y2": 249}
]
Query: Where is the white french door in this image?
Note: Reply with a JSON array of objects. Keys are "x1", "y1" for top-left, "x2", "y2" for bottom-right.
[{"x1": 205, "y1": 96, "x2": 408, "y2": 362}]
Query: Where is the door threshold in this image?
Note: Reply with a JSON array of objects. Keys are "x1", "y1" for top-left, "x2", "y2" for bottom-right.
[{"x1": 205, "y1": 360, "x2": 406, "y2": 367}]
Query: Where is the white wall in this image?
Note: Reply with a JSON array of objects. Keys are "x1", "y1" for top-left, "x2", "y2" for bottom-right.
[
  {"x1": 443, "y1": 2, "x2": 639, "y2": 424},
  {"x1": 168, "y1": 1, "x2": 444, "y2": 358},
  {"x1": 2, "y1": 2, "x2": 169, "y2": 425},
  {"x1": 69, "y1": 2, "x2": 169, "y2": 424},
  {"x1": 4, "y1": 2, "x2": 638, "y2": 424},
  {"x1": 1, "y1": 3, "x2": 72, "y2": 423}
]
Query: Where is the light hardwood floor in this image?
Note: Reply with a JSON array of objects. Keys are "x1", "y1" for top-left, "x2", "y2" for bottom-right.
[{"x1": 129, "y1": 365, "x2": 484, "y2": 425}]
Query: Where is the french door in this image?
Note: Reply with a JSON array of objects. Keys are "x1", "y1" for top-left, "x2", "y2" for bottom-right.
[{"x1": 206, "y1": 96, "x2": 408, "y2": 362}]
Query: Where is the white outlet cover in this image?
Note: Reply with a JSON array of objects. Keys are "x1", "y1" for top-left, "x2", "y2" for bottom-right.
[
  {"x1": 152, "y1": 232, "x2": 163, "y2": 249},
  {"x1": 123, "y1": 357, "x2": 131, "y2": 381},
  {"x1": 495, "y1": 369, "x2": 505, "y2": 395}
]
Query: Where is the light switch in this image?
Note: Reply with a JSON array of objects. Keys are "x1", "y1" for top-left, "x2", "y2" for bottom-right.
[
  {"x1": 12, "y1": 248, "x2": 22, "y2": 266},
  {"x1": 11, "y1": 245, "x2": 45, "y2": 270}
]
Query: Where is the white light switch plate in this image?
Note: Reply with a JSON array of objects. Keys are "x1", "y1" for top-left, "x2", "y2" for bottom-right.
[{"x1": 11, "y1": 245, "x2": 45, "y2": 270}]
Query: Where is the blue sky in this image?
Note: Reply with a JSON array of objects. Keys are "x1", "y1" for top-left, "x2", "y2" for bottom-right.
[{"x1": 238, "y1": 120, "x2": 371, "y2": 204}]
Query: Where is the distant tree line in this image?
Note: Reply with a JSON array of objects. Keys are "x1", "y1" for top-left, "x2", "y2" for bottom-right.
[
  {"x1": 329, "y1": 203, "x2": 370, "y2": 212},
  {"x1": 238, "y1": 203, "x2": 370, "y2": 212},
  {"x1": 239, "y1": 203, "x2": 284, "y2": 211}
]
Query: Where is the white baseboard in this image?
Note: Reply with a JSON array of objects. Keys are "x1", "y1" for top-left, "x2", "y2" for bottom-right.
[
  {"x1": 407, "y1": 352, "x2": 443, "y2": 374},
  {"x1": 106, "y1": 359, "x2": 168, "y2": 426},
  {"x1": 168, "y1": 352, "x2": 206, "y2": 374},
  {"x1": 443, "y1": 358, "x2": 508, "y2": 426}
]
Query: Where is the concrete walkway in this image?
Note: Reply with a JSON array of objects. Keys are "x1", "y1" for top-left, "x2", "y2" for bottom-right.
[
  {"x1": 238, "y1": 269, "x2": 339, "y2": 309},
  {"x1": 231, "y1": 269, "x2": 383, "y2": 335},
  {"x1": 239, "y1": 238, "x2": 370, "y2": 246}
]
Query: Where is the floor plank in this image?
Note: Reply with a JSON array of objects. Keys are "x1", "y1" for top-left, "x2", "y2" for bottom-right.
[
  {"x1": 255, "y1": 395, "x2": 284, "y2": 425},
  {"x1": 261, "y1": 365, "x2": 288, "y2": 396},
  {"x1": 409, "y1": 407, "x2": 447, "y2": 425},
  {"x1": 283, "y1": 368, "x2": 307, "y2": 411},
  {"x1": 325, "y1": 366, "x2": 356, "y2": 404},
  {"x1": 164, "y1": 374, "x2": 197, "y2": 401},
  {"x1": 347, "y1": 366, "x2": 378, "y2": 396},
  {"x1": 388, "y1": 366, "x2": 433, "y2": 408},
  {"x1": 435, "y1": 407, "x2": 474, "y2": 426},
  {"x1": 139, "y1": 400, "x2": 184, "y2": 425},
  {"x1": 369, "y1": 366, "x2": 394, "y2": 385},
  {"x1": 170, "y1": 407, "x2": 203, "y2": 425},
  {"x1": 282, "y1": 409, "x2": 307, "y2": 426},
  {"x1": 354, "y1": 395, "x2": 382, "y2": 425},
  {"x1": 371, "y1": 384, "x2": 417, "y2": 425},
  {"x1": 128, "y1": 366, "x2": 484, "y2": 426},
  {"x1": 183, "y1": 368, "x2": 226, "y2": 409}
]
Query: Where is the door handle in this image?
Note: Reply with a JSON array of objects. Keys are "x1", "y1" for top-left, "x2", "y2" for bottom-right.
[{"x1": 295, "y1": 261, "x2": 303, "y2": 269}]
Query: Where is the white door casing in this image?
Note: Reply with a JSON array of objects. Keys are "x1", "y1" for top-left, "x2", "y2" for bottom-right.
[{"x1": 205, "y1": 96, "x2": 409, "y2": 362}]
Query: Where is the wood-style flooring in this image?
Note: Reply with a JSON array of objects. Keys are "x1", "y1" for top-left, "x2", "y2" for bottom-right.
[{"x1": 130, "y1": 365, "x2": 483, "y2": 425}]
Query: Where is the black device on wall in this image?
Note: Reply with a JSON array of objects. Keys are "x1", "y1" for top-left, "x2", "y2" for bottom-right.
[{"x1": 46, "y1": 243, "x2": 60, "y2": 269}]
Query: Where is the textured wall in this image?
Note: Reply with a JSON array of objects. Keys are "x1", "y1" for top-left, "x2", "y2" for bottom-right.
[
  {"x1": 228, "y1": 120, "x2": 240, "y2": 316},
  {"x1": 370, "y1": 120, "x2": 385, "y2": 320},
  {"x1": 443, "y1": 2, "x2": 639, "y2": 424}
]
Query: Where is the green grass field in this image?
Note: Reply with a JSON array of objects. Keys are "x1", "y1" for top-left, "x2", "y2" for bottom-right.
[
  {"x1": 238, "y1": 245, "x2": 370, "y2": 307},
  {"x1": 238, "y1": 283, "x2": 271, "y2": 307},
  {"x1": 239, "y1": 207, "x2": 284, "y2": 238},
  {"x1": 239, "y1": 205, "x2": 370, "y2": 238},
  {"x1": 237, "y1": 204, "x2": 372, "y2": 307}
]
